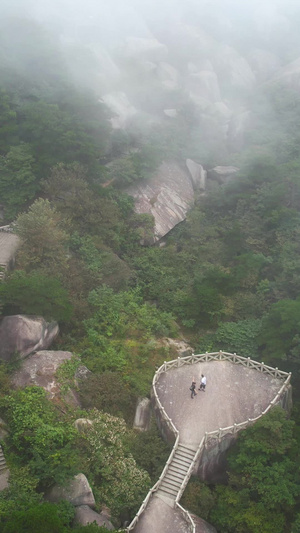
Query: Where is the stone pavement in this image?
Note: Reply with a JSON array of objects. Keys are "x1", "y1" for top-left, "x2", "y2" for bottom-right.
[{"x1": 131, "y1": 360, "x2": 285, "y2": 533}]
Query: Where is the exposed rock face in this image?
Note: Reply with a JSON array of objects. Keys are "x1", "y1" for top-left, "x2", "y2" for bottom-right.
[
  {"x1": 213, "y1": 44, "x2": 255, "y2": 91},
  {"x1": 269, "y1": 57, "x2": 300, "y2": 91},
  {"x1": 121, "y1": 37, "x2": 168, "y2": 63},
  {"x1": 156, "y1": 62, "x2": 179, "y2": 90},
  {"x1": 46, "y1": 473, "x2": 95, "y2": 507},
  {"x1": 11, "y1": 350, "x2": 73, "y2": 398},
  {"x1": 74, "y1": 418, "x2": 93, "y2": 433},
  {"x1": 247, "y1": 48, "x2": 281, "y2": 82},
  {"x1": 227, "y1": 110, "x2": 252, "y2": 151},
  {"x1": 186, "y1": 159, "x2": 207, "y2": 191},
  {"x1": 126, "y1": 161, "x2": 195, "y2": 243},
  {"x1": 0, "y1": 316, "x2": 59, "y2": 362},
  {"x1": 101, "y1": 91, "x2": 137, "y2": 129},
  {"x1": 207, "y1": 166, "x2": 239, "y2": 184},
  {"x1": 75, "y1": 505, "x2": 114, "y2": 530},
  {"x1": 188, "y1": 71, "x2": 221, "y2": 103},
  {"x1": 162, "y1": 338, "x2": 193, "y2": 357},
  {"x1": 133, "y1": 398, "x2": 151, "y2": 431}
]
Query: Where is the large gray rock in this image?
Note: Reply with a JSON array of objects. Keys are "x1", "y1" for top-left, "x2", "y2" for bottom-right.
[
  {"x1": 101, "y1": 92, "x2": 137, "y2": 129},
  {"x1": 269, "y1": 57, "x2": 300, "y2": 92},
  {"x1": 227, "y1": 110, "x2": 252, "y2": 152},
  {"x1": 126, "y1": 161, "x2": 195, "y2": 243},
  {"x1": 75, "y1": 505, "x2": 114, "y2": 530},
  {"x1": 133, "y1": 398, "x2": 151, "y2": 431},
  {"x1": 188, "y1": 71, "x2": 221, "y2": 104},
  {"x1": 121, "y1": 37, "x2": 168, "y2": 63},
  {"x1": 247, "y1": 48, "x2": 281, "y2": 83},
  {"x1": 74, "y1": 418, "x2": 93, "y2": 434},
  {"x1": 0, "y1": 316, "x2": 59, "y2": 362},
  {"x1": 213, "y1": 44, "x2": 255, "y2": 92},
  {"x1": 186, "y1": 159, "x2": 207, "y2": 191},
  {"x1": 11, "y1": 350, "x2": 73, "y2": 398},
  {"x1": 207, "y1": 166, "x2": 239, "y2": 185},
  {"x1": 156, "y1": 62, "x2": 179, "y2": 90},
  {"x1": 46, "y1": 474, "x2": 95, "y2": 507}
]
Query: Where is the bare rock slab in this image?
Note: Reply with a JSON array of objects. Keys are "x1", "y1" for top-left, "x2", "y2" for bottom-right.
[
  {"x1": 126, "y1": 161, "x2": 195, "y2": 242},
  {"x1": 133, "y1": 398, "x2": 151, "y2": 431},
  {"x1": 46, "y1": 473, "x2": 95, "y2": 507},
  {"x1": 12, "y1": 350, "x2": 72, "y2": 398},
  {"x1": 0, "y1": 315, "x2": 59, "y2": 362},
  {"x1": 74, "y1": 505, "x2": 114, "y2": 530}
]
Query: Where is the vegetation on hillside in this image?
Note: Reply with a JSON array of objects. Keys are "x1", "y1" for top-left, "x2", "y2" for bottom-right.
[{"x1": 1, "y1": 9, "x2": 300, "y2": 532}]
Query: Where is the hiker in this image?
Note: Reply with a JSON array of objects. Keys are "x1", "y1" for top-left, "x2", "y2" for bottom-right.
[
  {"x1": 190, "y1": 378, "x2": 197, "y2": 399},
  {"x1": 199, "y1": 374, "x2": 207, "y2": 392}
]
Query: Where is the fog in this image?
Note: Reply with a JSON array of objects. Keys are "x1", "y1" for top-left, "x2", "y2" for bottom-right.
[{"x1": 1, "y1": 0, "x2": 300, "y2": 168}]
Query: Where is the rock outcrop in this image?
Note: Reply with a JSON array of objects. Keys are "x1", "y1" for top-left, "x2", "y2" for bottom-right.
[
  {"x1": 126, "y1": 161, "x2": 195, "y2": 243},
  {"x1": 207, "y1": 166, "x2": 239, "y2": 184},
  {"x1": 101, "y1": 92, "x2": 137, "y2": 129},
  {"x1": 0, "y1": 315, "x2": 59, "y2": 362},
  {"x1": 186, "y1": 159, "x2": 207, "y2": 191},
  {"x1": 46, "y1": 473, "x2": 95, "y2": 508},
  {"x1": 133, "y1": 398, "x2": 151, "y2": 431},
  {"x1": 74, "y1": 505, "x2": 114, "y2": 530},
  {"x1": 11, "y1": 350, "x2": 73, "y2": 398}
]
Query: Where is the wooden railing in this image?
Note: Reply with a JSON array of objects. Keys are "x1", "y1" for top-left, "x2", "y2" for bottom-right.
[{"x1": 126, "y1": 351, "x2": 291, "y2": 532}]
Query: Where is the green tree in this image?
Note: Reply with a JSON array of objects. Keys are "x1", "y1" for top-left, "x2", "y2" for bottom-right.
[
  {"x1": 2, "y1": 387, "x2": 79, "y2": 486},
  {"x1": 0, "y1": 143, "x2": 37, "y2": 220},
  {"x1": 80, "y1": 409, "x2": 151, "y2": 519},
  {"x1": 15, "y1": 198, "x2": 69, "y2": 276},
  {"x1": 210, "y1": 408, "x2": 300, "y2": 533},
  {"x1": 0, "y1": 270, "x2": 72, "y2": 321},
  {"x1": 259, "y1": 298, "x2": 300, "y2": 360}
]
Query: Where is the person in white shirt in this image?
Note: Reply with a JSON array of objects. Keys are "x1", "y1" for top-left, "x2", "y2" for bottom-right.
[{"x1": 199, "y1": 374, "x2": 207, "y2": 392}]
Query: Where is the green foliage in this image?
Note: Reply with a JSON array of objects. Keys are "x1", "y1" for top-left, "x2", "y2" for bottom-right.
[
  {"x1": 15, "y1": 198, "x2": 69, "y2": 276},
  {"x1": 181, "y1": 478, "x2": 216, "y2": 520},
  {"x1": 210, "y1": 319, "x2": 262, "y2": 358},
  {"x1": 259, "y1": 298, "x2": 300, "y2": 360},
  {"x1": 1, "y1": 387, "x2": 79, "y2": 486},
  {"x1": 0, "y1": 270, "x2": 73, "y2": 321},
  {"x1": 78, "y1": 371, "x2": 135, "y2": 423},
  {"x1": 128, "y1": 420, "x2": 171, "y2": 483},
  {"x1": 1, "y1": 503, "x2": 68, "y2": 533},
  {"x1": 0, "y1": 143, "x2": 37, "y2": 220},
  {"x1": 210, "y1": 407, "x2": 300, "y2": 533},
  {"x1": 80, "y1": 409, "x2": 151, "y2": 518},
  {"x1": 85, "y1": 285, "x2": 176, "y2": 340}
]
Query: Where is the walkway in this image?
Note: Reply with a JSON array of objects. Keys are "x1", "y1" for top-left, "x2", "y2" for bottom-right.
[{"x1": 129, "y1": 357, "x2": 290, "y2": 533}]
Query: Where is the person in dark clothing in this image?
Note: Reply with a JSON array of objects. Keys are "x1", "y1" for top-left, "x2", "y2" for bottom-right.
[{"x1": 190, "y1": 377, "x2": 197, "y2": 399}]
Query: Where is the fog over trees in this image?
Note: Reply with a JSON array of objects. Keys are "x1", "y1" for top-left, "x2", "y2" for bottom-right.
[{"x1": 1, "y1": 1, "x2": 300, "y2": 532}]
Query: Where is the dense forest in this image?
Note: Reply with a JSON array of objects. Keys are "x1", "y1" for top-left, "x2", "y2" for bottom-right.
[{"x1": 1, "y1": 2, "x2": 300, "y2": 532}]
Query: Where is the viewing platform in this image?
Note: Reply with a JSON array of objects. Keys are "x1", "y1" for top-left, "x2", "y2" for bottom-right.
[{"x1": 127, "y1": 352, "x2": 291, "y2": 533}]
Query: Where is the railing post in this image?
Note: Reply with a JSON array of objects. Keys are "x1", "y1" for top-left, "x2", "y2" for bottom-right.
[
  {"x1": 247, "y1": 357, "x2": 250, "y2": 367},
  {"x1": 164, "y1": 361, "x2": 167, "y2": 372},
  {"x1": 219, "y1": 350, "x2": 222, "y2": 360},
  {"x1": 177, "y1": 356, "x2": 181, "y2": 367},
  {"x1": 233, "y1": 352, "x2": 236, "y2": 363},
  {"x1": 261, "y1": 362, "x2": 264, "y2": 372},
  {"x1": 205, "y1": 351, "x2": 208, "y2": 361}
]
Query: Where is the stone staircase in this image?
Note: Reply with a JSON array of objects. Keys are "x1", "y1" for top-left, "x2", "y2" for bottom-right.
[
  {"x1": 156, "y1": 443, "x2": 196, "y2": 503},
  {"x1": 0, "y1": 446, "x2": 7, "y2": 474}
]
